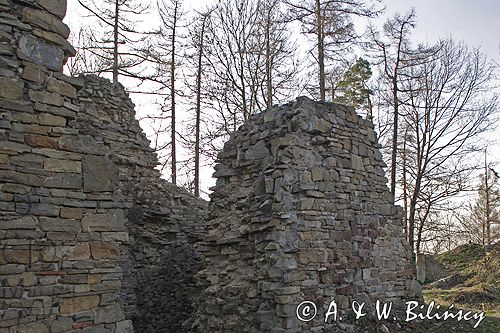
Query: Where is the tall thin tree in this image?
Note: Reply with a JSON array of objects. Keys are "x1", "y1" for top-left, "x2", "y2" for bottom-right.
[
  {"x1": 367, "y1": 9, "x2": 418, "y2": 203},
  {"x1": 155, "y1": 0, "x2": 184, "y2": 185},
  {"x1": 76, "y1": 0, "x2": 152, "y2": 84},
  {"x1": 286, "y1": 0, "x2": 382, "y2": 101}
]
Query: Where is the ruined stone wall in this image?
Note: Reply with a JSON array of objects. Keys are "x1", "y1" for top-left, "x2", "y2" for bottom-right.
[
  {"x1": 190, "y1": 97, "x2": 421, "y2": 332},
  {"x1": 75, "y1": 75, "x2": 207, "y2": 332},
  {"x1": 0, "y1": 1, "x2": 206, "y2": 332}
]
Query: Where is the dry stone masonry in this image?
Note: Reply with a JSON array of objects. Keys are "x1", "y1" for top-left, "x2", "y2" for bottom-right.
[
  {"x1": 0, "y1": 1, "x2": 422, "y2": 332},
  {"x1": 0, "y1": 1, "x2": 206, "y2": 332},
  {"x1": 190, "y1": 98, "x2": 421, "y2": 332},
  {"x1": 75, "y1": 75, "x2": 206, "y2": 332}
]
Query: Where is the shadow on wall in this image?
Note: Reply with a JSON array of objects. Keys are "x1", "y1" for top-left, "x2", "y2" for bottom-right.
[{"x1": 133, "y1": 242, "x2": 202, "y2": 332}]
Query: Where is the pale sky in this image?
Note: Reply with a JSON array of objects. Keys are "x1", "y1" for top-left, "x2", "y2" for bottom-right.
[{"x1": 64, "y1": 0, "x2": 500, "y2": 194}]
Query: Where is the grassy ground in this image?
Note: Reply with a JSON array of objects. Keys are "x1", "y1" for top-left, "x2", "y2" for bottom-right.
[
  {"x1": 418, "y1": 243, "x2": 500, "y2": 332},
  {"x1": 345, "y1": 243, "x2": 500, "y2": 332}
]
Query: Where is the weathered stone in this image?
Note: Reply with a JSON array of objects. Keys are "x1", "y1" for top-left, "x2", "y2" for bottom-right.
[
  {"x1": 39, "y1": 217, "x2": 80, "y2": 232},
  {"x1": 0, "y1": 249, "x2": 38, "y2": 264},
  {"x1": 21, "y1": 62, "x2": 46, "y2": 83},
  {"x1": 0, "y1": 139, "x2": 31, "y2": 153},
  {"x1": 307, "y1": 115, "x2": 332, "y2": 134},
  {"x1": 33, "y1": 28, "x2": 76, "y2": 56},
  {"x1": 60, "y1": 207, "x2": 83, "y2": 219},
  {"x1": 0, "y1": 170, "x2": 43, "y2": 186},
  {"x1": 94, "y1": 304, "x2": 124, "y2": 324},
  {"x1": 43, "y1": 173, "x2": 81, "y2": 189},
  {"x1": 15, "y1": 321, "x2": 49, "y2": 333},
  {"x1": 17, "y1": 35, "x2": 64, "y2": 71},
  {"x1": 0, "y1": 215, "x2": 37, "y2": 229},
  {"x1": 50, "y1": 316, "x2": 73, "y2": 333},
  {"x1": 0, "y1": 183, "x2": 31, "y2": 194},
  {"x1": 33, "y1": 101, "x2": 76, "y2": 119},
  {"x1": 21, "y1": 7, "x2": 70, "y2": 38},
  {"x1": 0, "y1": 286, "x2": 23, "y2": 298},
  {"x1": 33, "y1": 147, "x2": 81, "y2": 160},
  {"x1": 44, "y1": 158, "x2": 81, "y2": 173},
  {"x1": 351, "y1": 154, "x2": 364, "y2": 171},
  {"x1": 0, "y1": 41, "x2": 14, "y2": 55},
  {"x1": 190, "y1": 97, "x2": 420, "y2": 332},
  {"x1": 82, "y1": 155, "x2": 119, "y2": 192},
  {"x1": 0, "y1": 6, "x2": 205, "y2": 330},
  {"x1": 246, "y1": 140, "x2": 269, "y2": 160},
  {"x1": 47, "y1": 77, "x2": 77, "y2": 98},
  {"x1": 102, "y1": 232, "x2": 129, "y2": 242},
  {"x1": 37, "y1": 0, "x2": 68, "y2": 19},
  {"x1": 115, "y1": 320, "x2": 134, "y2": 333},
  {"x1": 298, "y1": 198, "x2": 314, "y2": 210},
  {"x1": 0, "y1": 77, "x2": 23, "y2": 99},
  {"x1": 58, "y1": 135, "x2": 101, "y2": 154},
  {"x1": 25, "y1": 135, "x2": 58, "y2": 149},
  {"x1": 29, "y1": 90, "x2": 64, "y2": 106},
  {"x1": 81, "y1": 211, "x2": 126, "y2": 232},
  {"x1": 39, "y1": 113, "x2": 66, "y2": 126},
  {"x1": 60, "y1": 295, "x2": 100, "y2": 314},
  {"x1": 16, "y1": 202, "x2": 60, "y2": 216},
  {"x1": 90, "y1": 241, "x2": 120, "y2": 260},
  {"x1": 68, "y1": 243, "x2": 91, "y2": 260},
  {"x1": 0, "y1": 98, "x2": 32, "y2": 112},
  {"x1": 0, "y1": 264, "x2": 24, "y2": 275},
  {"x1": 55, "y1": 72, "x2": 84, "y2": 89}
]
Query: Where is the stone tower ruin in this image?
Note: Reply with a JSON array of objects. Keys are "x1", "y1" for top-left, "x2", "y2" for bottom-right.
[{"x1": 190, "y1": 98, "x2": 420, "y2": 332}]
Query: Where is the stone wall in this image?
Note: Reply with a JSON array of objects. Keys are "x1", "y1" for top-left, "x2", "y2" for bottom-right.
[
  {"x1": 1, "y1": 1, "x2": 422, "y2": 332},
  {"x1": 190, "y1": 97, "x2": 421, "y2": 332},
  {"x1": 75, "y1": 75, "x2": 207, "y2": 332},
  {"x1": 0, "y1": 1, "x2": 206, "y2": 332}
]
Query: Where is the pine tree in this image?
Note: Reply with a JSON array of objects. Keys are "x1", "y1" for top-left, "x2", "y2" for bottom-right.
[{"x1": 335, "y1": 58, "x2": 373, "y2": 119}]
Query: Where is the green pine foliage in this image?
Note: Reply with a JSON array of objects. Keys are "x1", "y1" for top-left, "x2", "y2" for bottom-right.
[{"x1": 335, "y1": 58, "x2": 372, "y2": 112}]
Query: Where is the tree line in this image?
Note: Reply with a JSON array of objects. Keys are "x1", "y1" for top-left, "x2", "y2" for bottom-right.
[{"x1": 67, "y1": 0, "x2": 499, "y2": 253}]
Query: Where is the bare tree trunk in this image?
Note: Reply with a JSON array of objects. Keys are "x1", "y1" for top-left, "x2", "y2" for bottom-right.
[
  {"x1": 402, "y1": 126, "x2": 409, "y2": 235},
  {"x1": 366, "y1": 93, "x2": 373, "y2": 121},
  {"x1": 171, "y1": 2, "x2": 178, "y2": 185},
  {"x1": 315, "y1": 0, "x2": 325, "y2": 101},
  {"x1": 265, "y1": 7, "x2": 272, "y2": 108},
  {"x1": 408, "y1": 115, "x2": 424, "y2": 254},
  {"x1": 113, "y1": 0, "x2": 119, "y2": 83},
  {"x1": 194, "y1": 14, "x2": 208, "y2": 198},
  {"x1": 484, "y1": 149, "x2": 490, "y2": 245},
  {"x1": 389, "y1": 65, "x2": 399, "y2": 203}
]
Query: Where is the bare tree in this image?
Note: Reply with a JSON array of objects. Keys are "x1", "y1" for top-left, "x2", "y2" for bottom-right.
[
  {"x1": 325, "y1": 65, "x2": 346, "y2": 101},
  {"x1": 76, "y1": 0, "x2": 153, "y2": 84},
  {"x1": 202, "y1": 0, "x2": 298, "y2": 147},
  {"x1": 398, "y1": 39, "x2": 498, "y2": 253},
  {"x1": 481, "y1": 150, "x2": 500, "y2": 245},
  {"x1": 287, "y1": 0, "x2": 383, "y2": 101},
  {"x1": 66, "y1": 26, "x2": 102, "y2": 76},
  {"x1": 452, "y1": 162, "x2": 500, "y2": 248},
  {"x1": 142, "y1": 0, "x2": 186, "y2": 185},
  {"x1": 366, "y1": 9, "x2": 419, "y2": 203},
  {"x1": 182, "y1": 7, "x2": 215, "y2": 197},
  {"x1": 471, "y1": 151, "x2": 500, "y2": 245},
  {"x1": 194, "y1": 9, "x2": 211, "y2": 197},
  {"x1": 255, "y1": 0, "x2": 299, "y2": 108}
]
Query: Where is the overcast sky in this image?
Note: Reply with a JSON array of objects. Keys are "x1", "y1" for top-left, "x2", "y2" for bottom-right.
[
  {"x1": 64, "y1": 0, "x2": 500, "y2": 187},
  {"x1": 381, "y1": 0, "x2": 499, "y2": 63}
]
